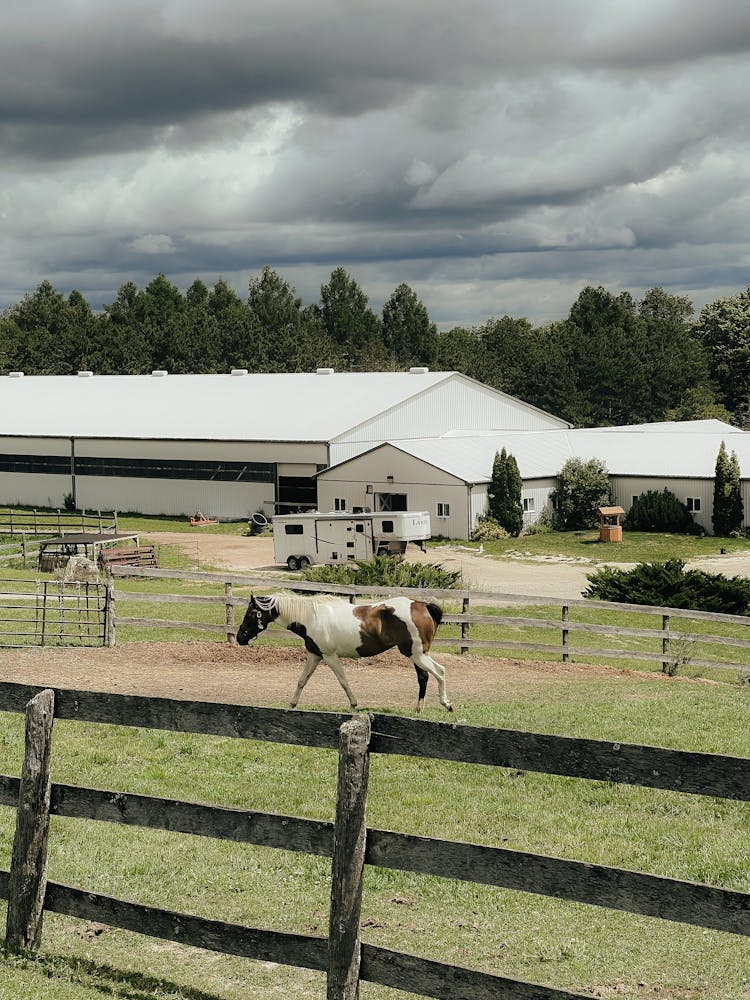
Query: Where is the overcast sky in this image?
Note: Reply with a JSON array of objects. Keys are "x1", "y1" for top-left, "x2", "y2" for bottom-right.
[{"x1": 2, "y1": 0, "x2": 750, "y2": 328}]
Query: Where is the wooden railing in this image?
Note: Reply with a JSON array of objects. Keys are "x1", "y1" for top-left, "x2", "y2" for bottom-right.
[
  {"x1": 0, "y1": 682, "x2": 747, "y2": 999},
  {"x1": 109, "y1": 567, "x2": 750, "y2": 677},
  {"x1": 0, "y1": 508, "x2": 117, "y2": 537}
]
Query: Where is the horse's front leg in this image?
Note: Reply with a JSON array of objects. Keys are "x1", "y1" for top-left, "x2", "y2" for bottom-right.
[
  {"x1": 290, "y1": 651, "x2": 322, "y2": 709},
  {"x1": 322, "y1": 653, "x2": 358, "y2": 711}
]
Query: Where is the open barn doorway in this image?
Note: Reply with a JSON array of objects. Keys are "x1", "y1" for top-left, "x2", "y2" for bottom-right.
[{"x1": 376, "y1": 492, "x2": 408, "y2": 512}]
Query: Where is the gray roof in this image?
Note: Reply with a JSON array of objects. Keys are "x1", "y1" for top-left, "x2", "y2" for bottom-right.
[
  {"x1": 364, "y1": 423, "x2": 750, "y2": 483},
  {"x1": 0, "y1": 370, "x2": 453, "y2": 441}
]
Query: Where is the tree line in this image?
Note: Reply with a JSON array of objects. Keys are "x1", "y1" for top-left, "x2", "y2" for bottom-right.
[{"x1": 1, "y1": 267, "x2": 749, "y2": 428}]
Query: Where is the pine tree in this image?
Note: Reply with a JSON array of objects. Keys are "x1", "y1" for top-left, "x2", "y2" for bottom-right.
[
  {"x1": 712, "y1": 441, "x2": 733, "y2": 536},
  {"x1": 728, "y1": 450, "x2": 745, "y2": 535},
  {"x1": 488, "y1": 449, "x2": 523, "y2": 536}
]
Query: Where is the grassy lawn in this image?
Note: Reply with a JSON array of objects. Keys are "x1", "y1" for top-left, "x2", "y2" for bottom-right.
[
  {"x1": 431, "y1": 529, "x2": 750, "y2": 564},
  {"x1": 0, "y1": 672, "x2": 748, "y2": 999}
]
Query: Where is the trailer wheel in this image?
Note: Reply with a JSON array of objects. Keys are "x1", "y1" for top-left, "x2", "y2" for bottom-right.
[
  {"x1": 298, "y1": 556, "x2": 311, "y2": 570},
  {"x1": 287, "y1": 555, "x2": 300, "y2": 571}
]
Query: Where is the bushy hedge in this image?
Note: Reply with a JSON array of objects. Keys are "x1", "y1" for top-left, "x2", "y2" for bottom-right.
[
  {"x1": 301, "y1": 554, "x2": 463, "y2": 589},
  {"x1": 584, "y1": 558, "x2": 750, "y2": 615},
  {"x1": 623, "y1": 489, "x2": 701, "y2": 533}
]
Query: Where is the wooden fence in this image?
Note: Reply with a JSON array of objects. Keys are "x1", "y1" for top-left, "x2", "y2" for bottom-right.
[
  {"x1": 109, "y1": 567, "x2": 750, "y2": 677},
  {"x1": 0, "y1": 682, "x2": 747, "y2": 998},
  {"x1": 0, "y1": 579, "x2": 107, "y2": 648},
  {"x1": 0, "y1": 509, "x2": 117, "y2": 538}
]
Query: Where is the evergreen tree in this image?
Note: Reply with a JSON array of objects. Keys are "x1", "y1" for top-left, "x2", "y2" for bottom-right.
[
  {"x1": 729, "y1": 450, "x2": 744, "y2": 535},
  {"x1": 712, "y1": 441, "x2": 733, "y2": 536},
  {"x1": 382, "y1": 283, "x2": 437, "y2": 366},
  {"x1": 317, "y1": 267, "x2": 381, "y2": 361},
  {"x1": 488, "y1": 449, "x2": 523, "y2": 536}
]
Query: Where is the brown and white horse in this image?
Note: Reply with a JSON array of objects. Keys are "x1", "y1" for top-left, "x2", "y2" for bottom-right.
[{"x1": 236, "y1": 591, "x2": 452, "y2": 713}]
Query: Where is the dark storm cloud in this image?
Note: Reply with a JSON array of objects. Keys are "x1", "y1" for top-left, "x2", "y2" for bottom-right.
[{"x1": 2, "y1": 0, "x2": 750, "y2": 326}]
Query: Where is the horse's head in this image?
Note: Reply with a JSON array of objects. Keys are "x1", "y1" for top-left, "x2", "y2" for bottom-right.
[{"x1": 236, "y1": 593, "x2": 277, "y2": 645}]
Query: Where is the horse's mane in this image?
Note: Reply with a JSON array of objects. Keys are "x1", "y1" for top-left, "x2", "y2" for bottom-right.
[{"x1": 271, "y1": 590, "x2": 345, "y2": 625}]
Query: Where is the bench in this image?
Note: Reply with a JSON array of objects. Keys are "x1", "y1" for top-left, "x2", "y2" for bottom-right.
[{"x1": 99, "y1": 545, "x2": 158, "y2": 569}]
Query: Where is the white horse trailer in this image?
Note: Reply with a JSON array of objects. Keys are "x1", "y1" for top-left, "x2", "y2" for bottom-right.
[{"x1": 272, "y1": 510, "x2": 431, "y2": 570}]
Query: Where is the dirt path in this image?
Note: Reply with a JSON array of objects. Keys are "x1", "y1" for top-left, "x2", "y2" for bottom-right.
[{"x1": 144, "y1": 531, "x2": 750, "y2": 599}]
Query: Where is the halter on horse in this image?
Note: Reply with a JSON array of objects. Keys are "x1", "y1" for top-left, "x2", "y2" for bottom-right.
[{"x1": 236, "y1": 591, "x2": 452, "y2": 713}]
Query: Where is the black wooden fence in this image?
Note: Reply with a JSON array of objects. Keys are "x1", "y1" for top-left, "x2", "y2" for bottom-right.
[{"x1": 0, "y1": 682, "x2": 748, "y2": 999}]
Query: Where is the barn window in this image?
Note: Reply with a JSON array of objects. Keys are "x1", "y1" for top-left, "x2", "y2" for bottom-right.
[
  {"x1": 523, "y1": 498, "x2": 535, "y2": 513},
  {"x1": 436, "y1": 502, "x2": 451, "y2": 518},
  {"x1": 74, "y1": 456, "x2": 275, "y2": 483},
  {"x1": 333, "y1": 497, "x2": 347, "y2": 511},
  {"x1": 686, "y1": 497, "x2": 701, "y2": 512},
  {"x1": 0, "y1": 453, "x2": 70, "y2": 475},
  {"x1": 284, "y1": 524, "x2": 304, "y2": 535}
]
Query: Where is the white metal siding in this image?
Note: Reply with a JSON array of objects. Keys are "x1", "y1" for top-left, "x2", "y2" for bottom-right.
[
  {"x1": 610, "y1": 477, "x2": 715, "y2": 533},
  {"x1": 330, "y1": 377, "x2": 567, "y2": 464},
  {"x1": 75, "y1": 477, "x2": 274, "y2": 519}
]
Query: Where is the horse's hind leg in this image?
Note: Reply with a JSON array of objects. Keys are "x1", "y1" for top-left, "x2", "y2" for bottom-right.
[
  {"x1": 412, "y1": 652, "x2": 452, "y2": 712},
  {"x1": 413, "y1": 664, "x2": 429, "y2": 713},
  {"x1": 290, "y1": 651, "x2": 322, "y2": 709},
  {"x1": 322, "y1": 653, "x2": 358, "y2": 711}
]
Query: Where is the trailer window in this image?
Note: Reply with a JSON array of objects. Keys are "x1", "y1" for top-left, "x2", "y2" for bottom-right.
[
  {"x1": 381, "y1": 520, "x2": 394, "y2": 533},
  {"x1": 284, "y1": 524, "x2": 304, "y2": 534},
  {"x1": 355, "y1": 523, "x2": 365, "y2": 532}
]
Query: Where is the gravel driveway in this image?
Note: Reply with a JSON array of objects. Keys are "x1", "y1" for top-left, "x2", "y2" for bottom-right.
[{"x1": 144, "y1": 532, "x2": 750, "y2": 600}]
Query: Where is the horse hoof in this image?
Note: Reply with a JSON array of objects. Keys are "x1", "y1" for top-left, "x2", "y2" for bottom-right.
[{"x1": 446, "y1": 704, "x2": 454, "y2": 713}]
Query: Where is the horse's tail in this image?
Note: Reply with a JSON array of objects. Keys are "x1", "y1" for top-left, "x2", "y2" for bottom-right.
[{"x1": 425, "y1": 602, "x2": 443, "y2": 629}]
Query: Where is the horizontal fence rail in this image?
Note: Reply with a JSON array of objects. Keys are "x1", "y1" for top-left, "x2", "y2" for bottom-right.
[
  {"x1": 0, "y1": 581, "x2": 106, "y2": 647},
  {"x1": 0, "y1": 683, "x2": 747, "y2": 999},
  {"x1": 0, "y1": 509, "x2": 117, "y2": 537},
  {"x1": 108, "y1": 567, "x2": 750, "y2": 676}
]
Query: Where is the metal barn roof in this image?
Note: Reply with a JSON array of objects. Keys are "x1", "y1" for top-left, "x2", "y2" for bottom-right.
[
  {"x1": 364, "y1": 423, "x2": 750, "y2": 483},
  {"x1": 0, "y1": 370, "x2": 454, "y2": 442}
]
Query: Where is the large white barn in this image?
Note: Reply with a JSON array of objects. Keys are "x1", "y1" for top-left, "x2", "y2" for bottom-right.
[
  {"x1": 0, "y1": 369, "x2": 569, "y2": 519},
  {"x1": 317, "y1": 421, "x2": 750, "y2": 538}
]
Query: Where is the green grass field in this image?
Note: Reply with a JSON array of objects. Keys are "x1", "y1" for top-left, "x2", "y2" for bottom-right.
[{"x1": 0, "y1": 671, "x2": 748, "y2": 999}]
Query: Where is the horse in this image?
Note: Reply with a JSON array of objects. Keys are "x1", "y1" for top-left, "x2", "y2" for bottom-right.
[{"x1": 235, "y1": 591, "x2": 452, "y2": 713}]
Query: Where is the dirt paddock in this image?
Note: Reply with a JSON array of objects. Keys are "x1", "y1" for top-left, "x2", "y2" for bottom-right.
[{"x1": 0, "y1": 638, "x2": 669, "y2": 716}]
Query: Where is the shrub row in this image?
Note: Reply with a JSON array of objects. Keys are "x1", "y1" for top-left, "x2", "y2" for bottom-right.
[{"x1": 584, "y1": 558, "x2": 750, "y2": 615}]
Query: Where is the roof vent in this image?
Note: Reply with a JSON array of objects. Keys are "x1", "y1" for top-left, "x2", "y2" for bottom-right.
[
  {"x1": 409, "y1": 366, "x2": 429, "y2": 374},
  {"x1": 77, "y1": 370, "x2": 94, "y2": 378},
  {"x1": 316, "y1": 367, "x2": 335, "y2": 375},
  {"x1": 230, "y1": 368, "x2": 248, "y2": 376},
  {"x1": 151, "y1": 370, "x2": 168, "y2": 377},
  {"x1": 8, "y1": 371, "x2": 24, "y2": 378}
]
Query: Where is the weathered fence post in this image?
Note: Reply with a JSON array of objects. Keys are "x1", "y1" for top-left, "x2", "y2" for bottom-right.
[
  {"x1": 106, "y1": 572, "x2": 116, "y2": 647},
  {"x1": 5, "y1": 688, "x2": 55, "y2": 953},
  {"x1": 460, "y1": 596, "x2": 470, "y2": 655},
  {"x1": 562, "y1": 604, "x2": 569, "y2": 662},
  {"x1": 661, "y1": 614, "x2": 670, "y2": 673},
  {"x1": 328, "y1": 714, "x2": 372, "y2": 1000},
  {"x1": 225, "y1": 582, "x2": 236, "y2": 645}
]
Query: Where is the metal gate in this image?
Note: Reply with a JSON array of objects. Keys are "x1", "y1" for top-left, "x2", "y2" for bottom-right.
[{"x1": 0, "y1": 578, "x2": 107, "y2": 647}]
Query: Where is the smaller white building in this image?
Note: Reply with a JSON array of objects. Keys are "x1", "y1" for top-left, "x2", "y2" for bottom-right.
[{"x1": 317, "y1": 421, "x2": 750, "y2": 538}]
